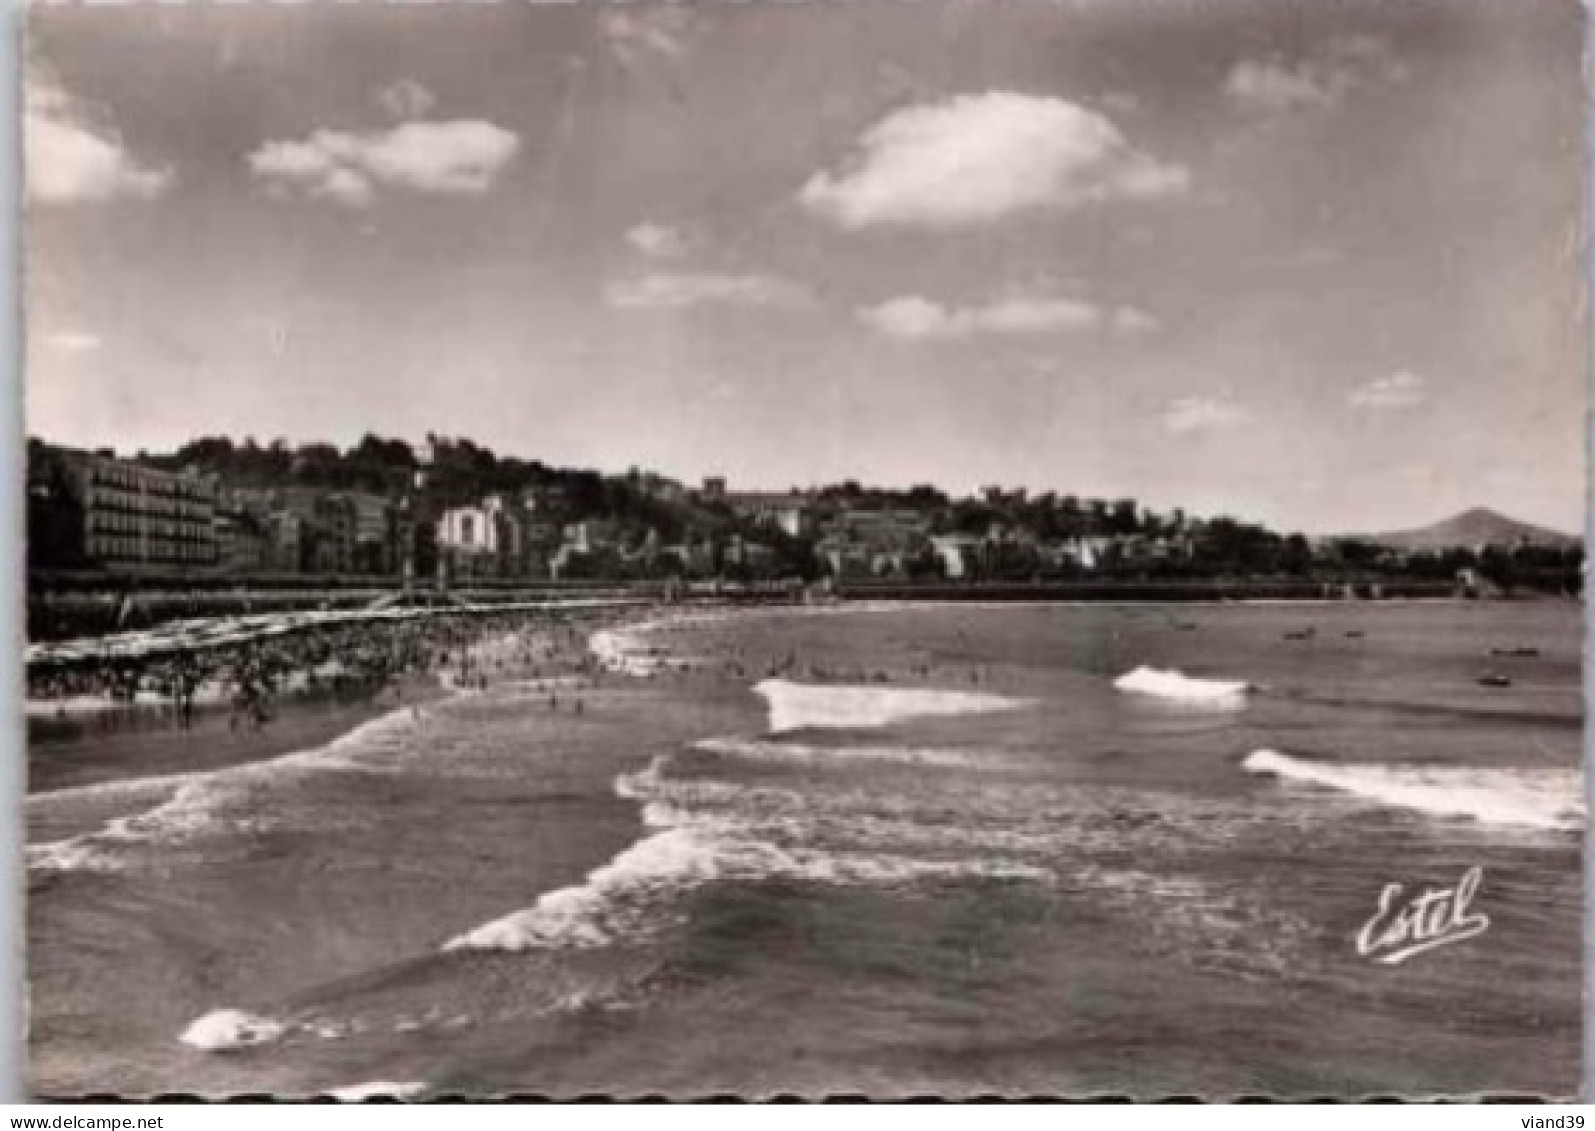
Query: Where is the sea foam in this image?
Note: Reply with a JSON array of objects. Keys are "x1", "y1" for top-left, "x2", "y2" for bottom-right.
[
  {"x1": 180, "y1": 1009, "x2": 287, "y2": 1052},
  {"x1": 693, "y1": 735, "x2": 983, "y2": 770},
  {"x1": 326, "y1": 1081, "x2": 427, "y2": 1102},
  {"x1": 445, "y1": 765, "x2": 1048, "y2": 955},
  {"x1": 27, "y1": 704, "x2": 424, "y2": 872},
  {"x1": 444, "y1": 823, "x2": 1046, "y2": 954},
  {"x1": 753, "y1": 679, "x2": 1026, "y2": 733},
  {"x1": 443, "y1": 827, "x2": 722, "y2": 951},
  {"x1": 1113, "y1": 666, "x2": 1251, "y2": 705},
  {"x1": 1243, "y1": 750, "x2": 1585, "y2": 832}
]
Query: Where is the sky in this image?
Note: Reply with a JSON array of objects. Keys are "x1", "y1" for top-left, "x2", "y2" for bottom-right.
[{"x1": 22, "y1": 0, "x2": 1587, "y2": 534}]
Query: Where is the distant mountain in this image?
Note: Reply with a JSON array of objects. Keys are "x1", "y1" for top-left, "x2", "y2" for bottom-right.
[{"x1": 1358, "y1": 508, "x2": 1581, "y2": 551}]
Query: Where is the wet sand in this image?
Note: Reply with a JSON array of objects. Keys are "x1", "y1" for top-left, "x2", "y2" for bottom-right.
[{"x1": 28, "y1": 674, "x2": 451, "y2": 797}]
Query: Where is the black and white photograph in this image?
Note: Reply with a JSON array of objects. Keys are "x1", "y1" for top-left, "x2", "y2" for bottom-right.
[{"x1": 20, "y1": 0, "x2": 1586, "y2": 1100}]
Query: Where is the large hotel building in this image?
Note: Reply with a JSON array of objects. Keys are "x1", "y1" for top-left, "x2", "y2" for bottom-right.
[{"x1": 28, "y1": 444, "x2": 219, "y2": 572}]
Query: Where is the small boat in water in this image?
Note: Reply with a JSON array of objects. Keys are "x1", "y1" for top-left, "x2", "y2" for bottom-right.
[{"x1": 1477, "y1": 673, "x2": 1513, "y2": 688}]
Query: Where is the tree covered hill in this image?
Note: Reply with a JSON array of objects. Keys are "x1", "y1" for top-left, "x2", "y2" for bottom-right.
[{"x1": 1362, "y1": 508, "x2": 1581, "y2": 552}]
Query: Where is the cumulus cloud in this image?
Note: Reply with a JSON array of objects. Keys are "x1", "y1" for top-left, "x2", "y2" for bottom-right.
[
  {"x1": 602, "y1": 7, "x2": 694, "y2": 66},
  {"x1": 1350, "y1": 370, "x2": 1426, "y2": 409},
  {"x1": 377, "y1": 79, "x2": 438, "y2": 122},
  {"x1": 626, "y1": 222, "x2": 688, "y2": 260},
  {"x1": 1111, "y1": 306, "x2": 1160, "y2": 335},
  {"x1": 1163, "y1": 396, "x2": 1250, "y2": 434},
  {"x1": 800, "y1": 92, "x2": 1189, "y2": 230},
  {"x1": 606, "y1": 272, "x2": 812, "y2": 311},
  {"x1": 248, "y1": 120, "x2": 520, "y2": 206},
  {"x1": 860, "y1": 294, "x2": 1106, "y2": 341},
  {"x1": 25, "y1": 67, "x2": 172, "y2": 205},
  {"x1": 1225, "y1": 61, "x2": 1341, "y2": 112},
  {"x1": 1226, "y1": 35, "x2": 1407, "y2": 114}
]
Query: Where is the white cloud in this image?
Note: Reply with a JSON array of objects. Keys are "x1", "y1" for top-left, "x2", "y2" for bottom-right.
[
  {"x1": 248, "y1": 120, "x2": 520, "y2": 205},
  {"x1": 377, "y1": 79, "x2": 438, "y2": 122},
  {"x1": 801, "y1": 92, "x2": 1189, "y2": 230},
  {"x1": 1226, "y1": 35, "x2": 1407, "y2": 114},
  {"x1": 40, "y1": 330, "x2": 101, "y2": 353},
  {"x1": 601, "y1": 8, "x2": 694, "y2": 66},
  {"x1": 1225, "y1": 61, "x2": 1340, "y2": 112},
  {"x1": 861, "y1": 294, "x2": 1106, "y2": 341},
  {"x1": 606, "y1": 272, "x2": 812, "y2": 311},
  {"x1": 1163, "y1": 396, "x2": 1250, "y2": 434},
  {"x1": 626, "y1": 222, "x2": 688, "y2": 260},
  {"x1": 25, "y1": 68, "x2": 172, "y2": 205},
  {"x1": 1111, "y1": 306, "x2": 1160, "y2": 335},
  {"x1": 1350, "y1": 370, "x2": 1426, "y2": 409},
  {"x1": 316, "y1": 167, "x2": 377, "y2": 208}
]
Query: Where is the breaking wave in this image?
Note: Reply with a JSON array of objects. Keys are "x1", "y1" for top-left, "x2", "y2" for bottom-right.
[
  {"x1": 1113, "y1": 666, "x2": 1252, "y2": 705},
  {"x1": 1243, "y1": 750, "x2": 1584, "y2": 832},
  {"x1": 754, "y1": 678, "x2": 1027, "y2": 733},
  {"x1": 180, "y1": 1009, "x2": 288, "y2": 1052},
  {"x1": 589, "y1": 625, "x2": 686, "y2": 677},
  {"x1": 444, "y1": 824, "x2": 1045, "y2": 954},
  {"x1": 27, "y1": 706, "x2": 425, "y2": 873},
  {"x1": 445, "y1": 741, "x2": 1047, "y2": 954},
  {"x1": 325, "y1": 1081, "x2": 428, "y2": 1102},
  {"x1": 692, "y1": 735, "x2": 985, "y2": 770}
]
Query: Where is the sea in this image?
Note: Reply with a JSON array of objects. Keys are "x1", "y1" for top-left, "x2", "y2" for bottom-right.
[{"x1": 25, "y1": 601, "x2": 1585, "y2": 1098}]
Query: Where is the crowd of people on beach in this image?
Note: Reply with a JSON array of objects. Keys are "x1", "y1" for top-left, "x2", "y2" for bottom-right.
[{"x1": 25, "y1": 608, "x2": 620, "y2": 733}]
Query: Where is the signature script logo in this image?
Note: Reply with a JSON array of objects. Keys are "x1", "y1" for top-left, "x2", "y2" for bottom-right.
[{"x1": 1356, "y1": 865, "x2": 1489, "y2": 965}]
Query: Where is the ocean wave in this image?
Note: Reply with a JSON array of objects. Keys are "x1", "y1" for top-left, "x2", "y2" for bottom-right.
[
  {"x1": 1113, "y1": 666, "x2": 1252, "y2": 705},
  {"x1": 1243, "y1": 750, "x2": 1585, "y2": 831},
  {"x1": 589, "y1": 626, "x2": 681, "y2": 677},
  {"x1": 325, "y1": 1081, "x2": 427, "y2": 1102},
  {"x1": 180, "y1": 1008, "x2": 288, "y2": 1052},
  {"x1": 27, "y1": 706, "x2": 426, "y2": 872},
  {"x1": 443, "y1": 827, "x2": 722, "y2": 951},
  {"x1": 444, "y1": 813, "x2": 1047, "y2": 955},
  {"x1": 26, "y1": 838, "x2": 125, "y2": 873},
  {"x1": 754, "y1": 678, "x2": 1027, "y2": 733},
  {"x1": 692, "y1": 735, "x2": 983, "y2": 770}
]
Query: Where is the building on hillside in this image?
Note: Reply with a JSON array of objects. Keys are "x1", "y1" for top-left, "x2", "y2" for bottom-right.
[
  {"x1": 274, "y1": 486, "x2": 324, "y2": 523},
  {"x1": 726, "y1": 491, "x2": 813, "y2": 537},
  {"x1": 660, "y1": 538, "x2": 716, "y2": 578},
  {"x1": 436, "y1": 501, "x2": 499, "y2": 581},
  {"x1": 562, "y1": 519, "x2": 620, "y2": 555},
  {"x1": 267, "y1": 511, "x2": 305, "y2": 573},
  {"x1": 816, "y1": 535, "x2": 873, "y2": 579},
  {"x1": 837, "y1": 509, "x2": 929, "y2": 554},
  {"x1": 723, "y1": 533, "x2": 776, "y2": 572},
  {"x1": 26, "y1": 443, "x2": 218, "y2": 573},
  {"x1": 436, "y1": 494, "x2": 538, "y2": 580},
  {"x1": 930, "y1": 534, "x2": 983, "y2": 580},
  {"x1": 338, "y1": 491, "x2": 396, "y2": 574},
  {"x1": 639, "y1": 473, "x2": 688, "y2": 504},
  {"x1": 214, "y1": 510, "x2": 269, "y2": 573},
  {"x1": 312, "y1": 495, "x2": 357, "y2": 574},
  {"x1": 1057, "y1": 535, "x2": 1112, "y2": 570}
]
